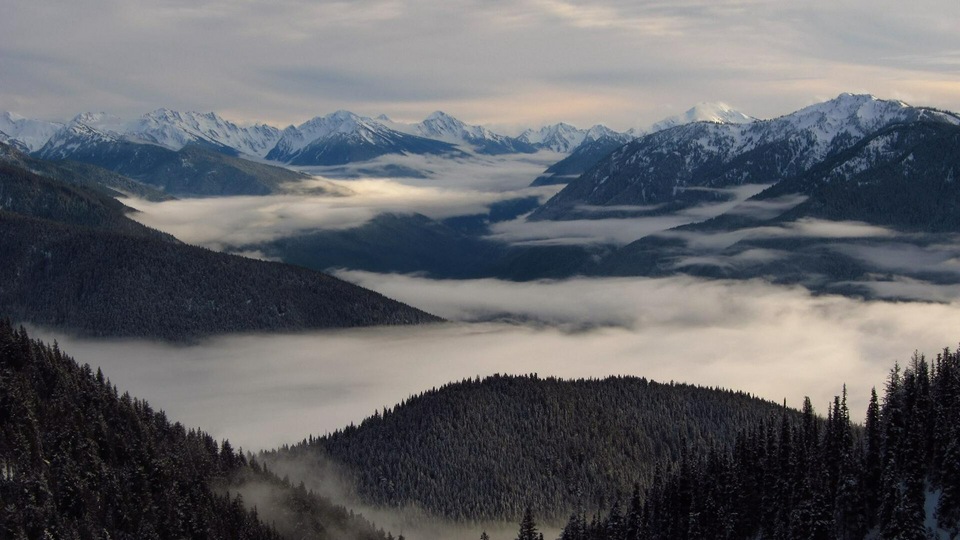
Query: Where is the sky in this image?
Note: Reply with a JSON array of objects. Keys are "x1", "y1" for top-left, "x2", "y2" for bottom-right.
[{"x1": 3, "y1": 0, "x2": 960, "y2": 131}]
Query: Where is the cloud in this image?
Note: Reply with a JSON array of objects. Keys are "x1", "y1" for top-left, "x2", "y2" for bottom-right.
[
  {"x1": 489, "y1": 184, "x2": 771, "y2": 246},
  {"x1": 3, "y1": 0, "x2": 960, "y2": 130},
  {"x1": 831, "y1": 242, "x2": 960, "y2": 276},
  {"x1": 723, "y1": 194, "x2": 808, "y2": 219},
  {"x1": 32, "y1": 274, "x2": 960, "y2": 456},
  {"x1": 670, "y1": 248, "x2": 791, "y2": 270},
  {"x1": 125, "y1": 170, "x2": 556, "y2": 248},
  {"x1": 662, "y1": 218, "x2": 897, "y2": 251}
]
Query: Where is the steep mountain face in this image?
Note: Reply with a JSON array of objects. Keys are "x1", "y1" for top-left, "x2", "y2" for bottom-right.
[
  {"x1": 265, "y1": 375, "x2": 794, "y2": 523},
  {"x1": 266, "y1": 110, "x2": 462, "y2": 165},
  {"x1": 129, "y1": 108, "x2": 283, "y2": 157},
  {"x1": 411, "y1": 111, "x2": 537, "y2": 154},
  {"x1": 0, "y1": 322, "x2": 399, "y2": 540},
  {"x1": 0, "y1": 111, "x2": 62, "y2": 152},
  {"x1": 531, "y1": 94, "x2": 960, "y2": 220},
  {"x1": 531, "y1": 135, "x2": 634, "y2": 186},
  {"x1": 35, "y1": 116, "x2": 310, "y2": 196},
  {"x1": 0, "y1": 159, "x2": 439, "y2": 339}
]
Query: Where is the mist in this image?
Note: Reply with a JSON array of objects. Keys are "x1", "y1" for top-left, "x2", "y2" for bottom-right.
[
  {"x1": 126, "y1": 177, "x2": 559, "y2": 249},
  {"x1": 32, "y1": 274, "x2": 960, "y2": 455}
]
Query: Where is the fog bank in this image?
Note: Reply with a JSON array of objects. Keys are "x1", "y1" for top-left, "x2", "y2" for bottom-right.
[{"x1": 32, "y1": 275, "x2": 960, "y2": 454}]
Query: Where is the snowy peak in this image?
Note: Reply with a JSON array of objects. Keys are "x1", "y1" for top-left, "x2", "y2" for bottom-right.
[
  {"x1": 69, "y1": 112, "x2": 128, "y2": 135},
  {"x1": 264, "y1": 109, "x2": 464, "y2": 164},
  {"x1": 0, "y1": 111, "x2": 64, "y2": 152},
  {"x1": 35, "y1": 114, "x2": 125, "y2": 160},
  {"x1": 518, "y1": 123, "x2": 586, "y2": 153},
  {"x1": 519, "y1": 122, "x2": 631, "y2": 153},
  {"x1": 411, "y1": 111, "x2": 535, "y2": 154},
  {"x1": 584, "y1": 124, "x2": 630, "y2": 143},
  {"x1": 129, "y1": 108, "x2": 282, "y2": 157},
  {"x1": 762, "y1": 93, "x2": 960, "y2": 160},
  {"x1": 416, "y1": 111, "x2": 490, "y2": 142},
  {"x1": 532, "y1": 93, "x2": 960, "y2": 221},
  {"x1": 650, "y1": 102, "x2": 755, "y2": 132}
]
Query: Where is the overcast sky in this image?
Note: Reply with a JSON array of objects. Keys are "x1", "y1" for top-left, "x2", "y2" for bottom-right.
[{"x1": 3, "y1": 0, "x2": 959, "y2": 130}]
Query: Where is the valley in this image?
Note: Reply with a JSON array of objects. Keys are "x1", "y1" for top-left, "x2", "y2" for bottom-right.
[{"x1": 3, "y1": 93, "x2": 960, "y2": 539}]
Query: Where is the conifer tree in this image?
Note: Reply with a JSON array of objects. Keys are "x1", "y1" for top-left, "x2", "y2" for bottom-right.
[{"x1": 517, "y1": 506, "x2": 538, "y2": 540}]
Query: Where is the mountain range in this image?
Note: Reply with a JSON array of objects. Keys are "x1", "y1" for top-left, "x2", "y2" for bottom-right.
[
  {"x1": 529, "y1": 102, "x2": 754, "y2": 186},
  {"x1": 531, "y1": 94, "x2": 959, "y2": 220},
  {"x1": 2, "y1": 103, "x2": 755, "y2": 176},
  {"x1": 220, "y1": 94, "x2": 960, "y2": 301}
]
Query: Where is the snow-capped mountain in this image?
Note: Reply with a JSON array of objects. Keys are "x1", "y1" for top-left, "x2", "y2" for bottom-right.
[
  {"x1": 128, "y1": 109, "x2": 282, "y2": 157},
  {"x1": 407, "y1": 111, "x2": 536, "y2": 155},
  {"x1": 648, "y1": 102, "x2": 754, "y2": 133},
  {"x1": 35, "y1": 114, "x2": 125, "y2": 160},
  {"x1": 34, "y1": 112, "x2": 309, "y2": 197},
  {"x1": 265, "y1": 110, "x2": 461, "y2": 166},
  {"x1": 518, "y1": 123, "x2": 630, "y2": 153},
  {"x1": 531, "y1": 94, "x2": 960, "y2": 220},
  {"x1": 0, "y1": 112, "x2": 64, "y2": 152}
]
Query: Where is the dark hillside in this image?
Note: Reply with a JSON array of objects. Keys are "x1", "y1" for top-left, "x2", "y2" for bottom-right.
[
  {"x1": 0, "y1": 322, "x2": 395, "y2": 540},
  {"x1": 268, "y1": 375, "x2": 797, "y2": 523}
]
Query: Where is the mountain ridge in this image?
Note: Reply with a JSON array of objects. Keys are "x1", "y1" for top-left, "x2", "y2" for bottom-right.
[{"x1": 530, "y1": 94, "x2": 960, "y2": 220}]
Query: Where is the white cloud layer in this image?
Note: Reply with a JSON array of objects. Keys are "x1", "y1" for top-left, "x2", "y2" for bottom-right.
[
  {"x1": 126, "y1": 174, "x2": 557, "y2": 249},
  {"x1": 32, "y1": 274, "x2": 960, "y2": 454}
]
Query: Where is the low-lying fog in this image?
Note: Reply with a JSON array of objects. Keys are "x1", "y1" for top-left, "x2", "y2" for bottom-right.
[
  {"x1": 35, "y1": 274, "x2": 960, "y2": 452},
  {"x1": 97, "y1": 156, "x2": 960, "y2": 453}
]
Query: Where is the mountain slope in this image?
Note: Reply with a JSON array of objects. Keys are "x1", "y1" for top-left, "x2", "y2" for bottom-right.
[
  {"x1": 0, "y1": 141, "x2": 171, "y2": 201},
  {"x1": 411, "y1": 111, "x2": 537, "y2": 154},
  {"x1": 36, "y1": 117, "x2": 311, "y2": 196},
  {"x1": 518, "y1": 123, "x2": 629, "y2": 154},
  {"x1": 129, "y1": 108, "x2": 282, "y2": 157},
  {"x1": 0, "y1": 322, "x2": 397, "y2": 540},
  {"x1": 266, "y1": 110, "x2": 462, "y2": 165},
  {"x1": 0, "y1": 111, "x2": 63, "y2": 152},
  {"x1": 265, "y1": 375, "x2": 794, "y2": 522},
  {"x1": 531, "y1": 94, "x2": 960, "y2": 221},
  {"x1": 530, "y1": 135, "x2": 633, "y2": 186},
  {"x1": 595, "y1": 121, "x2": 960, "y2": 292},
  {"x1": 0, "y1": 160, "x2": 439, "y2": 339},
  {"x1": 544, "y1": 350, "x2": 960, "y2": 540},
  {"x1": 527, "y1": 103, "x2": 751, "y2": 188}
]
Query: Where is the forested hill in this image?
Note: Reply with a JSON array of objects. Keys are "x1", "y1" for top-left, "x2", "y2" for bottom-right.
[
  {"x1": 0, "y1": 156, "x2": 439, "y2": 340},
  {"x1": 265, "y1": 375, "x2": 797, "y2": 523},
  {"x1": 527, "y1": 352, "x2": 960, "y2": 540},
  {"x1": 0, "y1": 321, "x2": 398, "y2": 540}
]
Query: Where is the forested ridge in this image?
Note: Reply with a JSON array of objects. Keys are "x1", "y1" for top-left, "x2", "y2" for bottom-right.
[
  {"x1": 267, "y1": 375, "x2": 798, "y2": 522},
  {"x1": 0, "y1": 321, "x2": 400, "y2": 540},
  {"x1": 0, "y1": 154, "x2": 440, "y2": 340},
  {"x1": 0, "y1": 141, "x2": 172, "y2": 202},
  {"x1": 513, "y1": 351, "x2": 960, "y2": 540}
]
